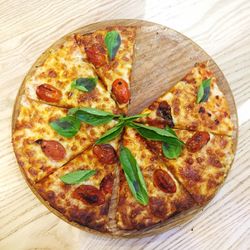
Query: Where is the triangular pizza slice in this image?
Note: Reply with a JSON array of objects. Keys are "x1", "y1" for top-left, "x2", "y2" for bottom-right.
[
  {"x1": 12, "y1": 96, "x2": 116, "y2": 183},
  {"x1": 75, "y1": 26, "x2": 136, "y2": 113},
  {"x1": 143, "y1": 129, "x2": 234, "y2": 204},
  {"x1": 139, "y1": 63, "x2": 234, "y2": 136},
  {"x1": 116, "y1": 127, "x2": 194, "y2": 230},
  {"x1": 35, "y1": 139, "x2": 119, "y2": 232},
  {"x1": 25, "y1": 35, "x2": 119, "y2": 113}
]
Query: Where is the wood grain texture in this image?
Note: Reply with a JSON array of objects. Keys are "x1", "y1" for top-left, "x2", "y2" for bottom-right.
[{"x1": 0, "y1": 0, "x2": 249, "y2": 249}]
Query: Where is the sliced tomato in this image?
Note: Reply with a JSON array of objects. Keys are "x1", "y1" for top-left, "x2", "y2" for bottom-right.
[
  {"x1": 85, "y1": 46, "x2": 106, "y2": 68},
  {"x1": 36, "y1": 84, "x2": 62, "y2": 103},
  {"x1": 153, "y1": 169, "x2": 176, "y2": 193},
  {"x1": 100, "y1": 174, "x2": 114, "y2": 194},
  {"x1": 186, "y1": 132, "x2": 210, "y2": 153},
  {"x1": 111, "y1": 79, "x2": 130, "y2": 104},
  {"x1": 36, "y1": 139, "x2": 66, "y2": 161},
  {"x1": 93, "y1": 144, "x2": 118, "y2": 164},
  {"x1": 73, "y1": 185, "x2": 105, "y2": 206}
]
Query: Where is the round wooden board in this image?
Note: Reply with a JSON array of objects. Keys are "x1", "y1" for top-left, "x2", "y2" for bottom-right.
[{"x1": 12, "y1": 19, "x2": 238, "y2": 238}]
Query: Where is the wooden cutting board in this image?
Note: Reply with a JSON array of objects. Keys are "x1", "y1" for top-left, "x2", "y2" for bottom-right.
[{"x1": 12, "y1": 19, "x2": 238, "y2": 238}]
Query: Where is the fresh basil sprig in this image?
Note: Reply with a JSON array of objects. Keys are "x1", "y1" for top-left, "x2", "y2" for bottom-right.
[
  {"x1": 95, "y1": 122, "x2": 124, "y2": 144},
  {"x1": 68, "y1": 107, "x2": 119, "y2": 126},
  {"x1": 119, "y1": 146, "x2": 149, "y2": 205},
  {"x1": 50, "y1": 116, "x2": 81, "y2": 138},
  {"x1": 197, "y1": 79, "x2": 211, "y2": 103},
  {"x1": 162, "y1": 127, "x2": 184, "y2": 159},
  {"x1": 60, "y1": 170, "x2": 96, "y2": 184},
  {"x1": 71, "y1": 77, "x2": 97, "y2": 92},
  {"x1": 105, "y1": 31, "x2": 121, "y2": 60},
  {"x1": 128, "y1": 122, "x2": 183, "y2": 143},
  {"x1": 119, "y1": 113, "x2": 149, "y2": 123}
]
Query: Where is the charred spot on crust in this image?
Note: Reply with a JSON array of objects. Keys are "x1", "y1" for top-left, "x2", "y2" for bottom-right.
[
  {"x1": 149, "y1": 197, "x2": 167, "y2": 218},
  {"x1": 199, "y1": 107, "x2": 206, "y2": 113},
  {"x1": 156, "y1": 101, "x2": 174, "y2": 127}
]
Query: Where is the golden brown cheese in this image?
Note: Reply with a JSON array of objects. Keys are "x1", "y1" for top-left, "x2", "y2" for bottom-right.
[
  {"x1": 12, "y1": 96, "x2": 117, "y2": 183},
  {"x1": 144, "y1": 129, "x2": 234, "y2": 204},
  {"x1": 35, "y1": 139, "x2": 119, "y2": 232},
  {"x1": 25, "y1": 35, "x2": 118, "y2": 113},
  {"x1": 116, "y1": 127, "x2": 194, "y2": 230},
  {"x1": 75, "y1": 26, "x2": 136, "y2": 112},
  {"x1": 140, "y1": 63, "x2": 234, "y2": 136}
]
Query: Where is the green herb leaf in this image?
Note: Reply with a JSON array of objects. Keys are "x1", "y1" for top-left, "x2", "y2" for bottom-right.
[
  {"x1": 162, "y1": 127, "x2": 184, "y2": 159},
  {"x1": 68, "y1": 107, "x2": 117, "y2": 126},
  {"x1": 71, "y1": 77, "x2": 97, "y2": 92},
  {"x1": 60, "y1": 170, "x2": 96, "y2": 184},
  {"x1": 49, "y1": 116, "x2": 81, "y2": 138},
  {"x1": 119, "y1": 146, "x2": 148, "y2": 205},
  {"x1": 95, "y1": 122, "x2": 124, "y2": 144},
  {"x1": 119, "y1": 113, "x2": 149, "y2": 123},
  {"x1": 128, "y1": 122, "x2": 181, "y2": 143},
  {"x1": 105, "y1": 31, "x2": 121, "y2": 60},
  {"x1": 197, "y1": 79, "x2": 211, "y2": 103}
]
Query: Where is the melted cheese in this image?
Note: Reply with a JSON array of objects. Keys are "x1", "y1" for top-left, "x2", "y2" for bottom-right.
[
  {"x1": 140, "y1": 63, "x2": 234, "y2": 136},
  {"x1": 25, "y1": 35, "x2": 117, "y2": 113},
  {"x1": 116, "y1": 127, "x2": 194, "y2": 230},
  {"x1": 35, "y1": 139, "x2": 119, "y2": 232},
  {"x1": 13, "y1": 96, "x2": 117, "y2": 183}
]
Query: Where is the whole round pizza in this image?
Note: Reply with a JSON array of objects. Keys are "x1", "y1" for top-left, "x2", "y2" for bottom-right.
[{"x1": 12, "y1": 21, "x2": 236, "y2": 236}]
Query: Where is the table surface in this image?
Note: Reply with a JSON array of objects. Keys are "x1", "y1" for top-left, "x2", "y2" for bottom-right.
[{"x1": 0, "y1": 0, "x2": 249, "y2": 249}]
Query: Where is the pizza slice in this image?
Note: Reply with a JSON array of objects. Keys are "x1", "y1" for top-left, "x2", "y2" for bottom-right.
[
  {"x1": 25, "y1": 35, "x2": 119, "y2": 113},
  {"x1": 12, "y1": 96, "x2": 116, "y2": 183},
  {"x1": 116, "y1": 127, "x2": 194, "y2": 230},
  {"x1": 143, "y1": 129, "x2": 234, "y2": 204},
  {"x1": 75, "y1": 26, "x2": 136, "y2": 112},
  {"x1": 35, "y1": 139, "x2": 119, "y2": 232},
  {"x1": 139, "y1": 62, "x2": 234, "y2": 136}
]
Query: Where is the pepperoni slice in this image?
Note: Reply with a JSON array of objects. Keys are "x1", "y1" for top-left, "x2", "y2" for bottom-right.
[
  {"x1": 156, "y1": 101, "x2": 174, "y2": 127},
  {"x1": 36, "y1": 84, "x2": 62, "y2": 103},
  {"x1": 111, "y1": 79, "x2": 130, "y2": 104},
  {"x1": 93, "y1": 144, "x2": 118, "y2": 164},
  {"x1": 100, "y1": 174, "x2": 114, "y2": 194},
  {"x1": 36, "y1": 139, "x2": 66, "y2": 161},
  {"x1": 85, "y1": 46, "x2": 106, "y2": 68},
  {"x1": 153, "y1": 169, "x2": 176, "y2": 193},
  {"x1": 186, "y1": 132, "x2": 210, "y2": 153},
  {"x1": 73, "y1": 185, "x2": 105, "y2": 206}
]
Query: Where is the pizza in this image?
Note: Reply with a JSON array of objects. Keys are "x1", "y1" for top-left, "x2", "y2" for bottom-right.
[
  {"x1": 139, "y1": 63, "x2": 234, "y2": 136},
  {"x1": 12, "y1": 25, "x2": 235, "y2": 235},
  {"x1": 143, "y1": 129, "x2": 234, "y2": 205},
  {"x1": 25, "y1": 35, "x2": 119, "y2": 112},
  {"x1": 116, "y1": 127, "x2": 194, "y2": 230},
  {"x1": 12, "y1": 96, "x2": 117, "y2": 183},
  {"x1": 75, "y1": 26, "x2": 136, "y2": 112},
  {"x1": 35, "y1": 139, "x2": 119, "y2": 232}
]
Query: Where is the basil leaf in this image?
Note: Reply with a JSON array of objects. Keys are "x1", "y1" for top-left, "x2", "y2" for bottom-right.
[
  {"x1": 60, "y1": 170, "x2": 96, "y2": 184},
  {"x1": 119, "y1": 146, "x2": 148, "y2": 205},
  {"x1": 71, "y1": 77, "x2": 97, "y2": 92},
  {"x1": 68, "y1": 107, "x2": 117, "y2": 126},
  {"x1": 162, "y1": 139, "x2": 183, "y2": 159},
  {"x1": 119, "y1": 113, "x2": 149, "y2": 123},
  {"x1": 197, "y1": 79, "x2": 211, "y2": 103},
  {"x1": 128, "y1": 122, "x2": 180, "y2": 141},
  {"x1": 95, "y1": 122, "x2": 124, "y2": 144},
  {"x1": 161, "y1": 127, "x2": 184, "y2": 159},
  {"x1": 105, "y1": 31, "x2": 121, "y2": 60},
  {"x1": 50, "y1": 116, "x2": 81, "y2": 138}
]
